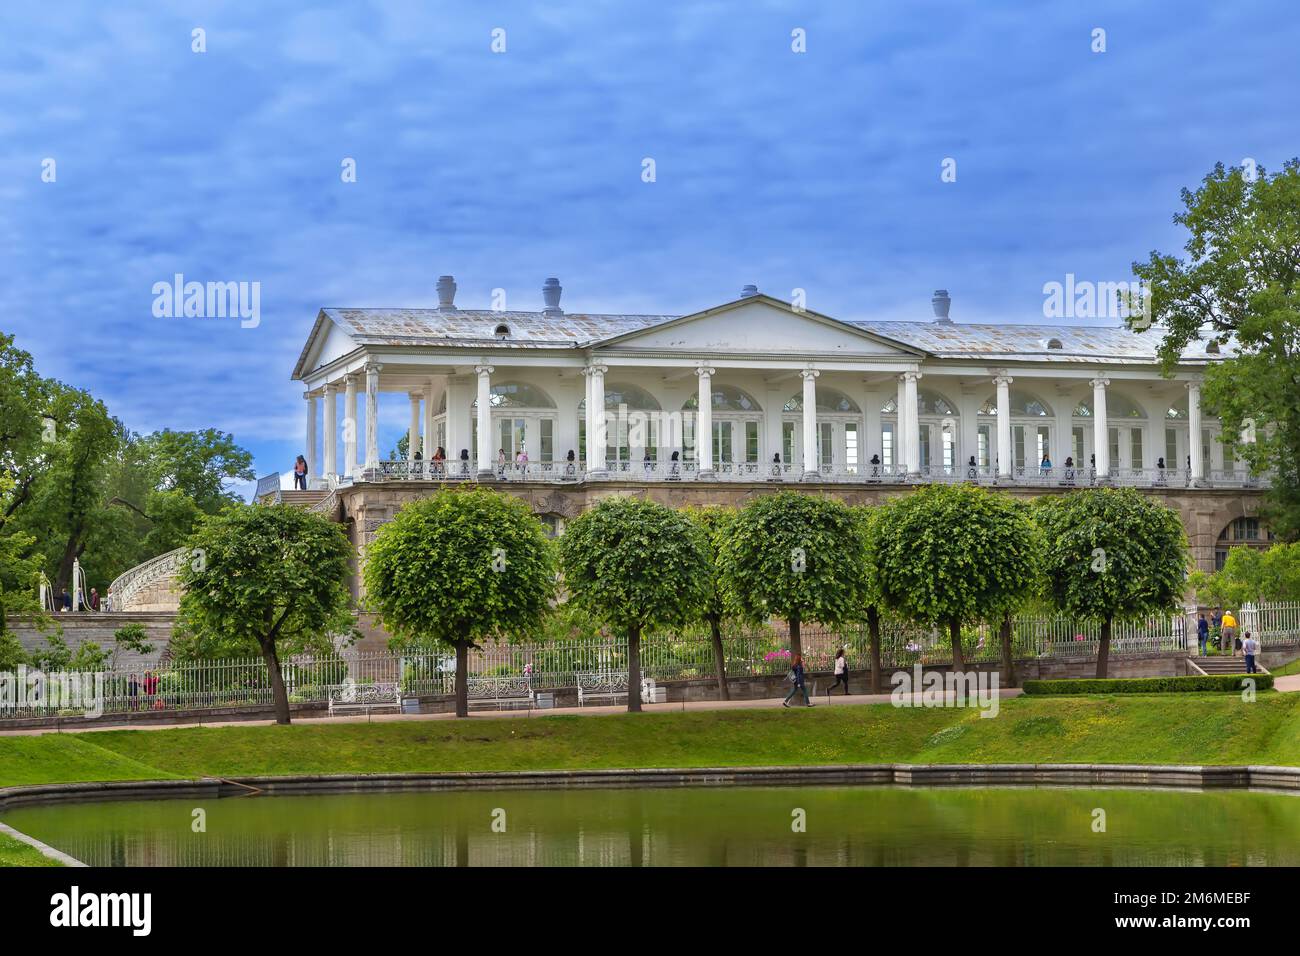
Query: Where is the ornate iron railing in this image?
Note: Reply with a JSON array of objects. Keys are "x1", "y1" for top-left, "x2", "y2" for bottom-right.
[{"x1": 106, "y1": 547, "x2": 187, "y2": 612}]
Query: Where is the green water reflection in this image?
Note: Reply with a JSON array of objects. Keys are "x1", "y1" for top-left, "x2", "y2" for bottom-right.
[{"x1": 4, "y1": 786, "x2": 1298, "y2": 866}]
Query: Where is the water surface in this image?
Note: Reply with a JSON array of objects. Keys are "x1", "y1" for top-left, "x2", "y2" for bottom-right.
[{"x1": 5, "y1": 785, "x2": 1298, "y2": 866}]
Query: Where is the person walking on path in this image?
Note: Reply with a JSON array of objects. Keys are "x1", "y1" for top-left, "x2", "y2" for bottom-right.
[
  {"x1": 828, "y1": 648, "x2": 850, "y2": 695},
  {"x1": 782, "y1": 654, "x2": 813, "y2": 708},
  {"x1": 1197, "y1": 613, "x2": 1209, "y2": 656},
  {"x1": 1221, "y1": 610, "x2": 1238, "y2": 655},
  {"x1": 1242, "y1": 632, "x2": 1260, "y2": 674}
]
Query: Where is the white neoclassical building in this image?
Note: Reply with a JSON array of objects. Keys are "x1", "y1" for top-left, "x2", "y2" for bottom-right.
[{"x1": 290, "y1": 277, "x2": 1260, "y2": 492}]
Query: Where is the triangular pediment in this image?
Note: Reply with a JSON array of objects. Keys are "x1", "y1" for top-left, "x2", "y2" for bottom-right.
[
  {"x1": 593, "y1": 295, "x2": 925, "y2": 357},
  {"x1": 293, "y1": 311, "x2": 363, "y2": 380}
]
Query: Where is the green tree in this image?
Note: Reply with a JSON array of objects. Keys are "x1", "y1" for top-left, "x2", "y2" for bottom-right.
[
  {"x1": 0, "y1": 334, "x2": 53, "y2": 531},
  {"x1": 1036, "y1": 488, "x2": 1188, "y2": 678},
  {"x1": 364, "y1": 489, "x2": 555, "y2": 717},
  {"x1": 11, "y1": 383, "x2": 122, "y2": 594},
  {"x1": 0, "y1": 475, "x2": 44, "y2": 640},
  {"x1": 559, "y1": 497, "x2": 708, "y2": 713},
  {"x1": 176, "y1": 504, "x2": 356, "y2": 724},
  {"x1": 1132, "y1": 160, "x2": 1300, "y2": 539},
  {"x1": 110, "y1": 622, "x2": 156, "y2": 669},
  {"x1": 853, "y1": 504, "x2": 888, "y2": 694},
  {"x1": 873, "y1": 484, "x2": 1041, "y2": 672},
  {"x1": 1190, "y1": 541, "x2": 1300, "y2": 608},
  {"x1": 683, "y1": 505, "x2": 739, "y2": 700},
  {"x1": 719, "y1": 491, "x2": 868, "y2": 661}
]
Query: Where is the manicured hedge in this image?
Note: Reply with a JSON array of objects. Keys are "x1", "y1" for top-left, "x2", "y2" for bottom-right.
[{"x1": 1022, "y1": 674, "x2": 1274, "y2": 695}]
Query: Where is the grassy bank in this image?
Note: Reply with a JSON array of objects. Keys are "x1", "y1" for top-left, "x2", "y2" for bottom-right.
[
  {"x1": 0, "y1": 833, "x2": 60, "y2": 867},
  {"x1": 1, "y1": 694, "x2": 1297, "y2": 789}
]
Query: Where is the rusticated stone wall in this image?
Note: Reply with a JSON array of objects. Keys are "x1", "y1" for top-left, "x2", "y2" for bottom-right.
[{"x1": 339, "y1": 478, "x2": 1268, "y2": 592}]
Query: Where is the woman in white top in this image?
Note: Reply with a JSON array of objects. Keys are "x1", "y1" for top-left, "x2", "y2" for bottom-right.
[{"x1": 829, "y1": 647, "x2": 850, "y2": 695}]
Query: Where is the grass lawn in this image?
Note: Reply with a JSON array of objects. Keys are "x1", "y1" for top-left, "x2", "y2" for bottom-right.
[
  {"x1": 1, "y1": 693, "x2": 1297, "y2": 789},
  {"x1": 1271, "y1": 657, "x2": 1300, "y2": 677},
  {"x1": 0, "y1": 833, "x2": 61, "y2": 867}
]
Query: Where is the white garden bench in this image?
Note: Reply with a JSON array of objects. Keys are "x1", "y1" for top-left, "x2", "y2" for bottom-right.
[
  {"x1": 576, "y1": 672, "x2": 665, "y2": 706},
  {"x1": 576, "y1": 671, "x2": 629, "y2": 706},
  {"x1": 466, "y1": 676, "x2": 536, "y2": 711},
  {"x1": 326, "y1": 681, "x2": 404, "y2": 717}
]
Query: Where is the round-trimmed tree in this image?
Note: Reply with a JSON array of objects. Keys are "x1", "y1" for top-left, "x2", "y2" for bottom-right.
[
  {"x1": 873, "y1": 484, "x2": 1040, "y2": 671},
  {"x1": 683, "y1": 504, "x2": 739, "y2": 700},
  {"x1": 176, "y1": 503, "x2": 356, "y2": 724},
  {"x1": 558, "y1": 496, "x2": 709, "y2": 712},
  {"x1": 853, "y1": 503, "x2": 888, "y2": 694},
  {"x1": 363, "y1": 488, "x2": 556, "y2": 717},
  {"x1": 719, "y1": 491, "x2": 869, "y2": 661},
  {"x1": 1035, "y1": 487, "x2": 1188, "y2": 678}
]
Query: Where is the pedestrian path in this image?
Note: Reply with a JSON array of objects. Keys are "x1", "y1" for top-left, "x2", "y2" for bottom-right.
[{"x1": 0, "y1": 686, "x2": 1024, "y2": 737}]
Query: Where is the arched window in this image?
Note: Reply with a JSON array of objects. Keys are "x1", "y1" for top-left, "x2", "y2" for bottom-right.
[
  {"x1": 1214, "y1": 517, "x2": 1275, "y2": 570},
  {"x1": 1045, "y1": 337, "x2": 1064, "y2": 350},
  {"x1": 472, "y1": 381, "x2": 556, "y2": 409},
  {"x1": 579, "y1": 382, "x2": 661, "y2": 412},
  {"x1": 494, "y1": 323, "x2": 511, "y2": 337},
  {"x1": 784, "y1": 386, "x2": 860, "y2": 413},
  {"x1": 683, "y1": 384, "x2": 762, "y2": 412},
  {"x1": 1073, "y1": 393, "x2": 1145, "y2": 418},
  {"x1": 882, "y1": 391, "x2": 955, "y2": 415},
  {"x1": 979, "y1": 389, "x2": 1052, "y2": 417}
]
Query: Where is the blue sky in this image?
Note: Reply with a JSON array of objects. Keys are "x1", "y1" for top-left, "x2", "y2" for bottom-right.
[{"x1": 2, "y1": 1, "x2": 1297, "y2": 497}]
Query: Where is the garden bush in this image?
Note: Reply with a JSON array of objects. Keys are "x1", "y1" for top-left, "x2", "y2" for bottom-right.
[{"x1": 1022, "y1": 674, "x2": 1273, "y2": 695}]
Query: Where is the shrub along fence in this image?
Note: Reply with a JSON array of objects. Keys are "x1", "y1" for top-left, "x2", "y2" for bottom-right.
[
  {"x1": 1023, "y1": 675, "x2": 1274, "y2": 695},
  {"x1": 1, "y1": 603, "x2": 1296, "y2": 719}
]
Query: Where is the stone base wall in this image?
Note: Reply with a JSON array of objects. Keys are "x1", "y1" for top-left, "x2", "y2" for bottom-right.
[
  {"x1": 7, "y1": 613, "x2": 175, "y2": 669},
  {"x1": 340, "y1": 478, "x2": 1268, "y2": 592}
]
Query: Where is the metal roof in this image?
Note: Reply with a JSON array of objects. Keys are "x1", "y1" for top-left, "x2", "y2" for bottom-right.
[
  {"x1": 850, "y1": 321, "x2": 1228, "y2": 363},
  {"x1": 322, "y1": 307, "x2": 675, "y2": 347},
  {"x1": 296, "y1": 305, "x2": 1227, "y2": 379}
]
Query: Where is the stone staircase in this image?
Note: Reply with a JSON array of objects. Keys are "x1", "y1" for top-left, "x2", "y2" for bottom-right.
[
  {"x1": 1189, "y1": 656, "x2": 1270, "y2": 676},
  {"x1": 278, "y1": 490, "x2": 332, "y2": 508}
]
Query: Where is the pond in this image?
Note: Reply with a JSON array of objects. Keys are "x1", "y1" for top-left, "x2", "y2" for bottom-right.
[{"x1": 5, "y1": 785, "x2": 1299, "y2": 866}]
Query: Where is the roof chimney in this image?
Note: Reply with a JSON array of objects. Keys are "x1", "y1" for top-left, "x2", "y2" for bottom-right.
[
  {"x1": 931, "y1": 289, "x2": 952, "y2": 324},
  {"x1": 740, "y1": 284, "x2": 759, "y2": 298},
  {"x1": 542, "y1": 277, "x2": 563, "y2": 316},
  {"x1": 436, "y1": 275, "x2": 457, "y2": 311}
]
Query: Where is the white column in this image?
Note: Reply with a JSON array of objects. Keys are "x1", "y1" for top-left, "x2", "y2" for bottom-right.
[
  {"x1": 903, "y1": 370, "x2": 922, "y2": 475},
  {"x1": 407, "y1": 392, "x2": 422, "y2": 463},
  {"x1": 304, "y1": 392, "x2": 318, "y2": 483},
  {"x1": 896, "y1": 376, "x2": 907, "y2": 473},
  {"x1": 475, "y1": 365, "x2": 494, "y2": 476},
  {"x1": 1090, "y1": 376, "x2": 1110, "y2": 479},
  {"x1": 864, "y1": 386, "x2": 882, "y2": 469},
  {"x1": 423, "y1": 378, "x2": 436, "y2": 461},
  {"x1": 344, "y1": 375, "x2": 358, "y2": 478},
  {"x1": 801, "y1": 368, "x2": 819, "y2": 477},
  {"x1": 586, "y1": 364, "x2": 608, "y2": 475},
  {"x1": 696, "y1": 365, "x2": 715, "y2": 477},
  {"x1": 993, "y1": 374, "x2": 1013, "y2": 478},
  {"x1": 364, "y1": 364, "x2": 381, "y2": 472},
  {"x1": 322, "y1": 383, "x2": 338, "y2": 481}
]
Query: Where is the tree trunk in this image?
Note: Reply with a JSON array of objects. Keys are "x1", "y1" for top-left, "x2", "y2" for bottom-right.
[
  {"x1": 1096, "y1": 616, "x2": 1112, "y2": 679},
  {"x1": 260, "y1": 638, "x2": 291, "y2": 725},
  {"x1": 54, "y1": 538, "x2": 82, "y2": 598},
  {"x1": 627, "y1": 623, "x2": 642, "y2": 713},
  {"x1": 788, "y1": 610, "x2": 802, "y2": 660},
  {"x1": 999, "y1": 612, "x2": 1016, "y2": 688},
  {"x1": 709, "y1": 616, "x2": 730, "y2": 701},
  {"x1": 867, "y1": 605, "x2": 882, "y2": 695},
  {"x1": 949, "y1": 618, "x2": 964, "y2": 671},
  {"x1": 455, "y1": 640, "x2": 469, "y2": 717}
]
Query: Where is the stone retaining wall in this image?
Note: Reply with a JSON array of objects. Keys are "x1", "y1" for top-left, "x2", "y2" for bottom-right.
[{"x1": 2, "y1": 764, "x2": 1297, "y2": 813}]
